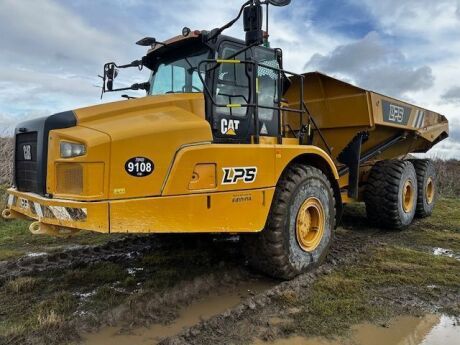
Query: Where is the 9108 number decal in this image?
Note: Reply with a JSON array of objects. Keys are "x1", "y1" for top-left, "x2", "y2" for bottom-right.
[{"x1": 125, "y1": 157, "x2": 154, "y2": 177}]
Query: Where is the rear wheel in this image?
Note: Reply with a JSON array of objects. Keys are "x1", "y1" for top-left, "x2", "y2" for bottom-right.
[
  {"x1": 364, "y1": 160, "x2": 417, "y2": 229},
  {"x1": 410, "y1": 159, "x2": 437, "y2": 218},
  {"x1": 244, "y1": 164, "x2": 336, "y2": 279}
]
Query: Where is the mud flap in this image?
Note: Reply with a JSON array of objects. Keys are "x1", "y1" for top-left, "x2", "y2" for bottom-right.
[{"x1": 337, "y1": 131, "x2": 369, "y2": 199}]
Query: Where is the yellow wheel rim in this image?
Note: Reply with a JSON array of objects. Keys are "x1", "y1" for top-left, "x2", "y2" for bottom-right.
[
  {"x1": 426, "y1": 177, "x2": 435, "y2": 204},
  {"x1": 402, "y1": 180, "x2": 414, "y2": 213},
  {"x1": 295, "y1": 197, "x2": 325, "y2": 252}
]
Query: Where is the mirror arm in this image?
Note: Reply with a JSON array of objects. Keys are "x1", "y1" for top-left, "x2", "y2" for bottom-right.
[
  {"x1": 118, "y1": 59, "x2": 143, "y2": 69},
  {"x1": 108, "y1": 82, "x2": 150, "y2": 93},
  {"x1": 131, "y1": 82, "x2": 150, "y2": 91},
  {"x1": 206, "y1": 0, "x2": 252, "y2": 42}
]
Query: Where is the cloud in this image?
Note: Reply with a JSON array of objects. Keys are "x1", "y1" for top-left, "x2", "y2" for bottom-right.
[
  {"x1": 442, "y1": 86, "x2": 460, "y2": 104},
  {"x1": 0, "y1": 0, "x2": 119, "y2": 69},
  {"x1": 0, "y1": 0, "x2": 459, "y2": 158},
  {"x1": 451, "y1": 128, "x2": 460, "y2": 143},
  {"x1": 0, "y1": 0, "x2": 153, "y2": 121},
  {"x1": 0, "y1": 0, "x2": 345, "y2": 121},
  {"x1": 426, "y1": 138, "x2": 460, "y2": 160},
  {"x1": 305, "y1": 32, "x2": 434, "y2": 97}
]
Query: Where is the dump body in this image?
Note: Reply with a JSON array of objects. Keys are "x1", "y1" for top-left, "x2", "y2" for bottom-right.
[{"x1": 284, "y1": 72, "x2": 449, "y2": 171}]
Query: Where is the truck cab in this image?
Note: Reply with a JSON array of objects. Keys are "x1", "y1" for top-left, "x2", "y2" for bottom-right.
[{"x1": 141, "y1": 33, "x2": 284, "y2": 144}]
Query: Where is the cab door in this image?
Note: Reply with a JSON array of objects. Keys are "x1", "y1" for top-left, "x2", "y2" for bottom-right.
[
  {"x1": 211, "y1": 41, "x2": 253, "y2": 143},
  {"x1": 253, "y1": 46, "x2": 281, "y2": 138}
]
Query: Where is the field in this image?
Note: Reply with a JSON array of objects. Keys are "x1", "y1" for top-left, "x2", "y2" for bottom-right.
[
  {"x1": 0, "y1": 191, "x2": 459, "y2": 344},
  {"x1": 0, "y1": 147, "x2": 459, "y2": 344}
]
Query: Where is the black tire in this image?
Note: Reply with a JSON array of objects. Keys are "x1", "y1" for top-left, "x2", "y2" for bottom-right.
[
  {"x1": 364, "y1": 160, "x2": 417, "y2": 229},
  {"x1": 409, "y1": 159, "x2": 437, "y2": 218},
  {"x1": 243, "y1": 164, "x2": 336, "y2": 280}
]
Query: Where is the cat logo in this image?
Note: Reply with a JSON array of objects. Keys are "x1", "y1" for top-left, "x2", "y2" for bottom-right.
[
  {"x1": 222, "y1": 167, "x2": 257, "y2": 184},
  {"x1": 221, "y1": 119, "x2": 240, "y2": 135},
  {"x1": 23, "y1": 145, "x2": 32, "y2": 160}
]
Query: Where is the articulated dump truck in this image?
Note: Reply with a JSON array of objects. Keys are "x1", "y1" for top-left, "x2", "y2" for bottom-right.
[{"x1": 2, "y1": 0, "x2": 449, "y2": 279}]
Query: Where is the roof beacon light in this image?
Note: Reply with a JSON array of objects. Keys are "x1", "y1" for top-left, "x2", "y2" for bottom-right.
[{"x1": 182, "y1": 27, "x2": 191, "y2": 37}]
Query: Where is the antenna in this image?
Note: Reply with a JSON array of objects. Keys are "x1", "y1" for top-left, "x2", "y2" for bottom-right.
[
  {"x1": 261, "y1": 0, "x2": 290, "y2": 47},
  {"x1": 264, "y1": 2, "x2": 269, "y2": 47}
]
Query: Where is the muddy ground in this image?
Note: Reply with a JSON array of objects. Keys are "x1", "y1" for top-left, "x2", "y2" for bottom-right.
[{"x1": 0, "y1": 193, "x2": 458, "y2": 345}]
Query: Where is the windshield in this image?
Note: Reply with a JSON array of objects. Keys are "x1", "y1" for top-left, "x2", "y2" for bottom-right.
[{"x1": 148, "y1": 45, "x2": 210, "y2": 95}]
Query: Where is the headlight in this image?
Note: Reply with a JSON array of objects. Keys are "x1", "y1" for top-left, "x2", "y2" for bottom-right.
[{"x1": 60, "y1": 141, "x2": 86, "y2": 158}]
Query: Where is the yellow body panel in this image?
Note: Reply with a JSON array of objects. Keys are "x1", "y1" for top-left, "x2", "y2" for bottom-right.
[
  {"x1": 74, "y1": 94, "x2": 211, "y2": 199},
  {"x1": 163, "y1": 144, "x2": 276, "y2": 195},
  {"x1": 110, "y1": 188, "x2": 275, "y2": 233},
  {"x1": 273, "y1": 145, "x2": 339, "y2": 181},
  {"x1": 47, "y1": 126, "x2": 111, "y2": 200},
  {"x1": 4, "y1": 140, "x2": 339, "y2": 233},
  {"x1": 285, "y1": 72, "x2": 448, "y2": 166},
  {"x1": 5, "y1": 186, "x2": 275, "y2": 233}
]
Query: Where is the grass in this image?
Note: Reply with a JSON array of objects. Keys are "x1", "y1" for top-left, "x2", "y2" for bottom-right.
[
  {"x1": 5, "y1": 276, "x2": 41, "y2": 294},
  {"x1": 141, "y1": 248, "x2": 220, "y2": 291},
  {"x1": 0, "y1": 185, "x2": 126, "y2": 261},
  {"x1": 416, "y1": 197, "x2": 460, "y2": 233},
  {"x1": 0, "y1": 218, "x2": 124, "y2": 261},
  {"x1": 0, "y1": 263, "x2": 129, "y2": 344},
  {"x1": 0, "y1": 235, "x2": 239, "y2": 344},
  {"x1": 62, "y1": 262, "x2": 129, "y2": 286},
  {"x1": 283, "y1": 198, "x2": 460, "y2": 339},
  {"x1": 285, "y1": 245, "x2": 460, "y2": 338},
  {"x1": 0, "y1": 176, "x2": 459, "y2": 343}
]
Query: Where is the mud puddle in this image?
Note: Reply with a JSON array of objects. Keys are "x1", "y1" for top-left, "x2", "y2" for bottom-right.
[
  {"x1": 253, "y1": 314, "x2": 459, "y2": 345},
  {"x1": 83, "y1": 279, "x2": 275, "y2": 345}
]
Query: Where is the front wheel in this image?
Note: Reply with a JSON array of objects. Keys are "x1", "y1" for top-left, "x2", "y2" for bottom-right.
[{"x1": 243, "y1": 164, "x2": 336, "y2": 280}]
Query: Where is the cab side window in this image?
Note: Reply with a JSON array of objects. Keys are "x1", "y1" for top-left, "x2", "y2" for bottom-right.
[
  {"x1": 254, "y1": 48, "x2": 279, "y2": 122},
  {"x1": 215, "y1": 44, "x2": 250, "y2": 118}
]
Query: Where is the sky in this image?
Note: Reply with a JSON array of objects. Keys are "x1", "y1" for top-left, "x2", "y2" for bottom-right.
[{"x1": 0, "y1": 0, "x2": 459, "y2": 158}]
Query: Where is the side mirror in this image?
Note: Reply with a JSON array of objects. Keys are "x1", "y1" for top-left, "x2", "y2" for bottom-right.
[
  {"x1": 267, "y1": 0, "x2": 291, "y2": 6},
  {"x1": 243, "y1": 3, "x2": 263, "y2": 46},
  {"x1": 104, "y1": 63, "x2": 118, "y2": 91}
]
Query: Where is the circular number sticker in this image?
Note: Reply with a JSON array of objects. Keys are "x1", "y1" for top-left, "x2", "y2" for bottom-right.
[{"x1": 125, "y1": 157, "x2": 154, "y2": 177}]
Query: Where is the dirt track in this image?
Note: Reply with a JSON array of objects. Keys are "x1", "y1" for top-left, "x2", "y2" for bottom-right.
[
  {"x1": 158, "y1": 230, "x2": 378, "y2": 345},
  {"x1": 0, "y1": 236, "x2": 159, "y2": 283},
  {"x1": 1, "y1": 199, "x2": 459, "y2": 345}
]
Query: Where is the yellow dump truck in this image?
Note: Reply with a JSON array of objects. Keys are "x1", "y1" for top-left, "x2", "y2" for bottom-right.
[{"x1": 2, "y1": 0, "x2": 449, "y2": 278}]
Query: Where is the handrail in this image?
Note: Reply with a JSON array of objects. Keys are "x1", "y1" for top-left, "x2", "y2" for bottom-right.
[
  {"x1": 197, "y1": 58, "x2": 332, "y2": 149},
  {"x1": 301, "y1": 101, "x2": 333, "y2": 155}
]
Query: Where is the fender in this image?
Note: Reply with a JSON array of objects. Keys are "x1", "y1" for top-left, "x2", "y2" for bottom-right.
[
  {"x1": 273, "y1": 144, "x2": 339, "y2": 182},
  {"x1": 273, "y1": 144, "x2": 342, "y2": 227}
]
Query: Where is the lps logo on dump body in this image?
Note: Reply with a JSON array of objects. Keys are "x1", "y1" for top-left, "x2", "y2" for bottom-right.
[
  {"x1": 222, "y1": 167, "x2": 257, "y2": 184},
  {"x1": 221, "y1": 119, "x2": 240, "y2": 136},
  {"x1": 389, "y1": 104, "x2": 405, "y2": 123},
  {"x1": 382, "y1": 100, "x2": 411, "y2": 125}
]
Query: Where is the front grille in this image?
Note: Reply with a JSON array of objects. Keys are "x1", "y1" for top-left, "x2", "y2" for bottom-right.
[
  {"x1": 15, "y1": 132, "x2": 39, "y2": 193},
  {"x1": 56, "y1": 163, "x2": 83, "y2": 195}
]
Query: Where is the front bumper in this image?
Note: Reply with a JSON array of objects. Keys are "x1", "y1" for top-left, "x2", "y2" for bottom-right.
[
  {"x1": 3, "y1": 187, "x2": 275, "y2": 234},
  {"x1": 3, "y1": 188, "x2": 109, "y2": 233}
]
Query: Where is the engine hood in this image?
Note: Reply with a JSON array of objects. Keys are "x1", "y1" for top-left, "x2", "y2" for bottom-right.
[{"x1": 73, "y1": 93, "x2": 212, "y2": 199}]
